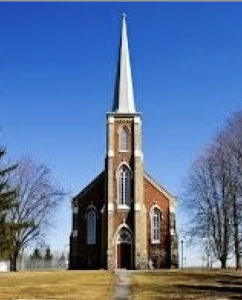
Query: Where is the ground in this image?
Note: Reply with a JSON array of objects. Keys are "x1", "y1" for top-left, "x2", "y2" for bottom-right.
[
  {"x1": 0, "y1": 269, "x2": 242, "y2": 300},
  {"x1": 131, "y1": 269, "x2": 242, "y2": 300},
  {"x1": 0, "y1": 270, "x2": 114, "y2": 300}
]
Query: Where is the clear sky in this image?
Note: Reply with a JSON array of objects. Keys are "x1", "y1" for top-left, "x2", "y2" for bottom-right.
[{"x1": 1, "y1": 2, "x2": 242, "y2": 264}]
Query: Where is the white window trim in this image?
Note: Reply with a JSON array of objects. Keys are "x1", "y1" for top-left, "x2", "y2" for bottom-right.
[
  {"x1": 113, "y1": 222, "x2": 133, "y2": 245},
  {"x1": 150, "y1": 205, "x2": 161, "y2": 244},
  {"x1": 117, "y1": 204, "x2": 130, "y2": 210},
  {"x1": 117, "y1": 165, "x2": 131, "y2": 207},
  {"x1": 152, "y1": 240, "x2": 161, "y2": 245},
  {"x1": 116, "y1": 161, "x2": 132, "y2": 177},
  {"x1": 118, "y1": 126, "x2": 129, "y2": 152},
  {"x1": 86, "y1": 208, "x2": 97, "y2": 245},
  {"x1": 116, "y1": 227, "x2": 132, "y2": 244},
  {"x1": 85, "y1": 204, "x2": 98, "y2": 214}
]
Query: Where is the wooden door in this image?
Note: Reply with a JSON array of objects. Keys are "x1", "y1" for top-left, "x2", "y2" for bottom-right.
[{"x1": 117, "y1": 243, "x2": 132, "y2": 269}]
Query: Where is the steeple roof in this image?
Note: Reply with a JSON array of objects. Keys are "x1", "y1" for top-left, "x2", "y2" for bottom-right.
[{"x1": 112, "y1": 14, "x2": 136, "y2": 114}]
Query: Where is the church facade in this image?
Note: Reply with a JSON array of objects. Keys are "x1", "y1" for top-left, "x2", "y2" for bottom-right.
[{"x1": 69, "y1": 15, "x2": 178, "y2": 270}]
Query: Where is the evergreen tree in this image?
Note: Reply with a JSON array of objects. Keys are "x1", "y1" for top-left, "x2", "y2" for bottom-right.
[
  {"x1": 0, "y1": 147, "x2": 17, "y2": 258},
  {"x1": 44, "y1": 246, "x2": 53, "y2": 261},
  {"x1": 58, "y1": 252, "x2": 66, "y2": 268},
  {"x1": 30, "y1": 247, "x2": 42, "y2": 260}
]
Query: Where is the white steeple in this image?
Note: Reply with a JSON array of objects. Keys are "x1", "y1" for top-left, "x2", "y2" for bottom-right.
[{"x1": 112, "y1": 14, "x2": 136, "y2": 114}]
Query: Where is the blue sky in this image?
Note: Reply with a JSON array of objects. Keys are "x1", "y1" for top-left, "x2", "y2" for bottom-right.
[{"x1": 1, "y1": 2, "x2": 242, "y2": 263}]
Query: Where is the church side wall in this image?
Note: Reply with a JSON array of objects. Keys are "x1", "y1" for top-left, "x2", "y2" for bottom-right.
[
  {"x1": 69, "y1": 174, "x2": 105, "y2": 270},
  {"x1": 144, "y1": 177, "x2": 171, "y2": 268}
]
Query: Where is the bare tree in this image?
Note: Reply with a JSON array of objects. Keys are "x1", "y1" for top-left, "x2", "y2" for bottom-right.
[
  {"x1": 184, "y1": 110, "x2": 242, "y2": 269},
  {"x1": 7, "y1": 157, "x2": 65, "y2": 271},
  {"x1": 184, "y1": 143, "x2": 233, "y2": 268},
  {"x1": 217, "y1": 111, "x2": 242, "y2": 269}
]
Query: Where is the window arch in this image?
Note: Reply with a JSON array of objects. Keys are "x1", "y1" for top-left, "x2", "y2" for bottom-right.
[
  {"x1": 119, "y1": 126, "x2": 129, "y2": 152},
  {"x1": 151, "y1": 207, "x2": 161, "y2": 243},
  {"x1": 117, "y1": 227, "x2": 132, "y2": 244},
  {"x1": 86, "y1": 209, "x2": 97, "y2": 245},
  {"x1": 118, "y1": 165, "x2": 131, "y2": 206}
]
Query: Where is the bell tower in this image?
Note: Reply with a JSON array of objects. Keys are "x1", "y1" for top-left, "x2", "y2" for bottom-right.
[{"x1": 105, "y1": 14, "x2": 148, "y2": 269}]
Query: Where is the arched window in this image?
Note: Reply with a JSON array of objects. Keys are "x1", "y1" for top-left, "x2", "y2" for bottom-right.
[
  {"x1": 118, "y1": 165, "x2": 130, "y2": 206},
  {"x1": 119, "y1": 127, "x2": 129, "y2": 152},
  {"x1": 87, "y1": 209, "x2": 97, "y2": 245},
  {"x1": 151, "y1": 208, "x2": 161, "y2": 243},
  {"x1": 117, "y1": 227, "x2": 132, "y2": 244}
]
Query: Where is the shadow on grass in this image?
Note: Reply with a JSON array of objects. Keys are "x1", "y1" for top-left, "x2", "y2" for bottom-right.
[
  {"x1": 216, "y1": 276, "x2": 242, "y2": 286},
  {"x1": 133, "y1": 283, "x2": 242, "y2": 299},
  {"x1": 175, "y1": 283, "x2": 242, "y2": 296},
  {"x1": 132, "y1": 271, "x2": 242, "y2": 299}
]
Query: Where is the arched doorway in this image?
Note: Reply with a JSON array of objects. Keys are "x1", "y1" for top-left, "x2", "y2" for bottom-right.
[{"x1": 116, "y1": 227, "x2": 133, "y2": 269}]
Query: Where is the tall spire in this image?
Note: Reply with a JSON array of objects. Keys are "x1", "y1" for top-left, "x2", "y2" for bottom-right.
[{"x1": 112, "y1": 14, "x2": 136, "y2": 113}]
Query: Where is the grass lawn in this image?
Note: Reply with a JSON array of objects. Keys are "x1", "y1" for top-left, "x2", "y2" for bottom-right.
[
  {"x1": 0, "y1": 270, "x2": 114, "y2": 300},
  {"x1": 131, "y1": 269, "x2": 242, "y2": 300}
]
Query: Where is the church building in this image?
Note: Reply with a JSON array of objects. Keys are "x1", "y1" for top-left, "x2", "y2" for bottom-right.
[{"x1": 69, "y1": 15, "x2": 178, "y2": 270}]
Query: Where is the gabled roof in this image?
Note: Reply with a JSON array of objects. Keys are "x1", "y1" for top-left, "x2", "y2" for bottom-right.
[
  {"x1": 73, "y1": 170, "x2": 176, "y2": 207},
  {"x1": 112, "y1": 14, "x2": 136, "y2": 114},
  {"x1": 73, "y1": 171, "x2": 105, "y2": 201},
  {"x1": 144, "y1": 172, "x2": 177, "y2": 207}
]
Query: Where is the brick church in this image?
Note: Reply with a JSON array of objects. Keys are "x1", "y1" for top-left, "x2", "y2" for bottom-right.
[{"x1": 69, "y1": 15, "x2": 178, "y2": 270}]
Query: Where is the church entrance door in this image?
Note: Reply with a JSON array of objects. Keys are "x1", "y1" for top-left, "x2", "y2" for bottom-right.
[
  {"x1": 116, "y1": 227, "x2": 133, "y2": 269},
  {"x1": 117, "y1": 243, "x2": 132, "y2": 268}
]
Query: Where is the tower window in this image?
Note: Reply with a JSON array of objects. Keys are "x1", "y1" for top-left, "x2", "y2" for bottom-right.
[
  {"x1": 151, "y1": 208, "x2": 161, "y2": 243},
  {"x1": 118, "y1": 165, "x2": 130, "y2": 206},
  {"x1": 87, "y1": 209, "x2": 97, "y2": 245},
  {"x1": 119, "y1": 127, "x2": 129, "y2": 152}
]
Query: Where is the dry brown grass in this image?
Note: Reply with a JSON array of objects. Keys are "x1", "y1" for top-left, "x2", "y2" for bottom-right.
[
  {"x1": 131, "y1": 269, "x2": 242, "y2": 300},
  {"x1": 0, "y1": 270, "x2": 114, "y2": 300}
]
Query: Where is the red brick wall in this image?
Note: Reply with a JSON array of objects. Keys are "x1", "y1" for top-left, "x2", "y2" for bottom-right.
[
  {"x1": 71, "y1": 173, "x2": 105, "y2": 269},
  {"x1": 144, "y1": 176, "x2": 171, "y2": 268},
  {"x1": 112, "y1": 118, "x2": 135, "y2": 233},
  {"x1": 111, "y1": 118, "x2": 135, "y2": 268}
]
